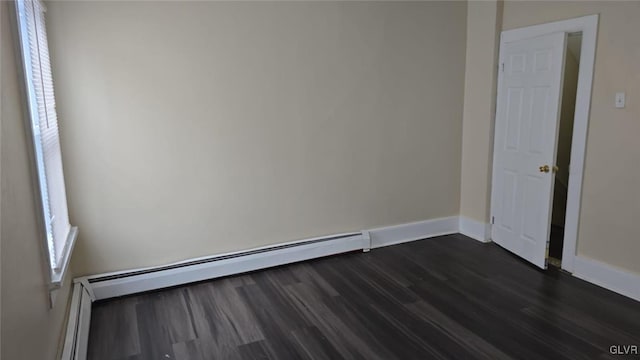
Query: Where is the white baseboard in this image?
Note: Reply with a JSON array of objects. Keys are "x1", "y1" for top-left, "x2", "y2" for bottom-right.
[
  {"x1": 458, "y1": 216, "x2": 492, "y2": 243},
  {"x1": 85, "y1": 232, "x2": 367, "y2": 301},
  {"x1": 369, "y1": 216, "x2": 459, "y2": 248},
  {"x1": 61, "y1": 218, "x2": 640, "y2": 359},
  {"x1": 60, "y1": 282, "x2": 92, "y2": 360},
  {"x1": 573, "y1": 256, "x2": 640, "y2": 302},
  {"x1": 82, "y1": 216, "x2": 460, "y2": 300}
]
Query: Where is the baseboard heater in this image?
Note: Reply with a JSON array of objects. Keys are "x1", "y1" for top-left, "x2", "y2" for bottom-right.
[
  {"x1": 84, "y1": 232, "x2": 368, "y2": 301},
  {"x1": 63, "y1": 216, "x2": 459, "y2": 360},
  {"x1": 61, "y1": 282, "x2": 92, "y2": 360}
]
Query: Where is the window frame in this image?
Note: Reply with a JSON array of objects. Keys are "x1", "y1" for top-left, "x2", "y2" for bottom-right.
[{"x1": 13, "y1": 0, "x2": 78, "y2": 288}]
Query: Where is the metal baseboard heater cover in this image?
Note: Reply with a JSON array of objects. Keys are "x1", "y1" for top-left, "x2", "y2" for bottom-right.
[
  {"x1": 85, "y1": 232, "x2": 367, "y2": 301},
  {"x1": 61, "y1": 282, "x2": 92, "y2": 360},
  {"x1": 60, "y1": 216, "x2": 466, "y2": 360}
]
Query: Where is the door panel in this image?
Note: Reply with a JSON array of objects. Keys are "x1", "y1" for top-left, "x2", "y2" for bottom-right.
[
  {"x1": 500, "y1": 170, "x2": 518, "y2": 231},
  {"x1": 491, "y1": 32, "x2": 567, "y2": 269},
  {"x1": 505, "y1": 88, "x2": 524, "y2": 150}
]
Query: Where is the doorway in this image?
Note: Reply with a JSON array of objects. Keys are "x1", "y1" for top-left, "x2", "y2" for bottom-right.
[
  {"x1": 548, "y1": 33, "x2": 582, "y2": 268},
  {"x1": 490, "y1": 15, "x2": 598, "y2": 273}
]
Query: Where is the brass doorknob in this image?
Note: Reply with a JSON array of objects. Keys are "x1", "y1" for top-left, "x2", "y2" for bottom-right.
[{"x1": 539, "y1": 165, "x2": 550, "y2": 173}]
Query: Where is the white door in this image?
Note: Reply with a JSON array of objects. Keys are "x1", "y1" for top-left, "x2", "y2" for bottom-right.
[{"x1": 491, "y1": 32, "x2": 567, "y2": 269}]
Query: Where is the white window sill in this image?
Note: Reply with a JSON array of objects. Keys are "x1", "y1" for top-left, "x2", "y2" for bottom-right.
[{"x1": 49, "y1": 226, "x2": 79, "y2": 303}]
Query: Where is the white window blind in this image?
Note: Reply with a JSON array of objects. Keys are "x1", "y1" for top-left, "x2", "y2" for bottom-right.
[{"x1": 16, "y1": 0, "x2": 77, "y2": 284}]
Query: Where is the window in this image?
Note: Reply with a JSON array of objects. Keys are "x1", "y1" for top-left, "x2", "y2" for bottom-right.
[{"x1": 15, "y1": 0, "x2": 77, "y2": 285}]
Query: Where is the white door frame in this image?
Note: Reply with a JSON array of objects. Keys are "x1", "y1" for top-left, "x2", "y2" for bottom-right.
[{"x1": 492, "y1": 15, "x2": 598, "y2": 273}]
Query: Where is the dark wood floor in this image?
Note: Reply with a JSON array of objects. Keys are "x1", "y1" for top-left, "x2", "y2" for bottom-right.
[{"x1": 88, "y1": 234, "x2": 640, "y2": 360}]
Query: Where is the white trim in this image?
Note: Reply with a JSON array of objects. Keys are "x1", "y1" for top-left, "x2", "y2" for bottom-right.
[
  {"x1": 60, "y1": 285, "x2": 81, "y2": 360},
  {"x1": 77, "y1": 277, "x2": 95, "y2": 301},
  {"x1": 12, "y1": 1, "x2": 79, "y2": 291},
  {"x1": 493, "y1": 15, "x2": 599, "y2": 273},
  {"x1": 369, "y1": 216, "x2": 459, "y2": 248},
  {"x1": 51, "y1": 226, "x2": 78, "y2": 287},
  {"x1": 85, "y1": 233, "x2": 367, "y2": 300},
  {"x1": 362, "y1": 231, "x2": 372, "y2": 252},
  {"x1": 79, "y1": 217, "x2": 459, "y2": 300},
  {"x1": 59, "y1": 214, "x2": 640, "y2": 360},
  {"x1": 61, "y1": 282, "x2": 92, "y2": 360},
  {"x1": 75, "y1": 288, "x2": 92, "y2": 360},
  {"x1": 459, "y1": 217, "x2": 491, "y2": 243},
  {"x1": 573, "y1": 256, "x2": 640, "y2": 303},
  {"x1": 86, "y1": 231, "x2": 361, "y2": 280}
]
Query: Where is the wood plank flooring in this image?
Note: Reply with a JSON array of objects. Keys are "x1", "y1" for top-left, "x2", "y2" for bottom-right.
[{"x1": 88, "y1": 234, "x2": 640, "y2": 360}]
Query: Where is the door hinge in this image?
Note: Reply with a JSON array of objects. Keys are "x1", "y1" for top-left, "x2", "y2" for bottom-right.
[
  {"x1": 491, "y1": 216, "x2": 495, "y2": 225},
  {"x1": 500, "y1": 63, "x2": 505, "y2": 73}
]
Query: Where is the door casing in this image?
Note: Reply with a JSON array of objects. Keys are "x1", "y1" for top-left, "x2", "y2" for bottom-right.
[{"x1": 490, "y1": 15, "x2": 599, "y2": 273}]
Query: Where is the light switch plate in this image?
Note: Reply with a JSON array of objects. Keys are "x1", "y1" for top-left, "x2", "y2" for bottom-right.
[{"x1": 615, "y1": 92, "x2": 626, "y2": 108}]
